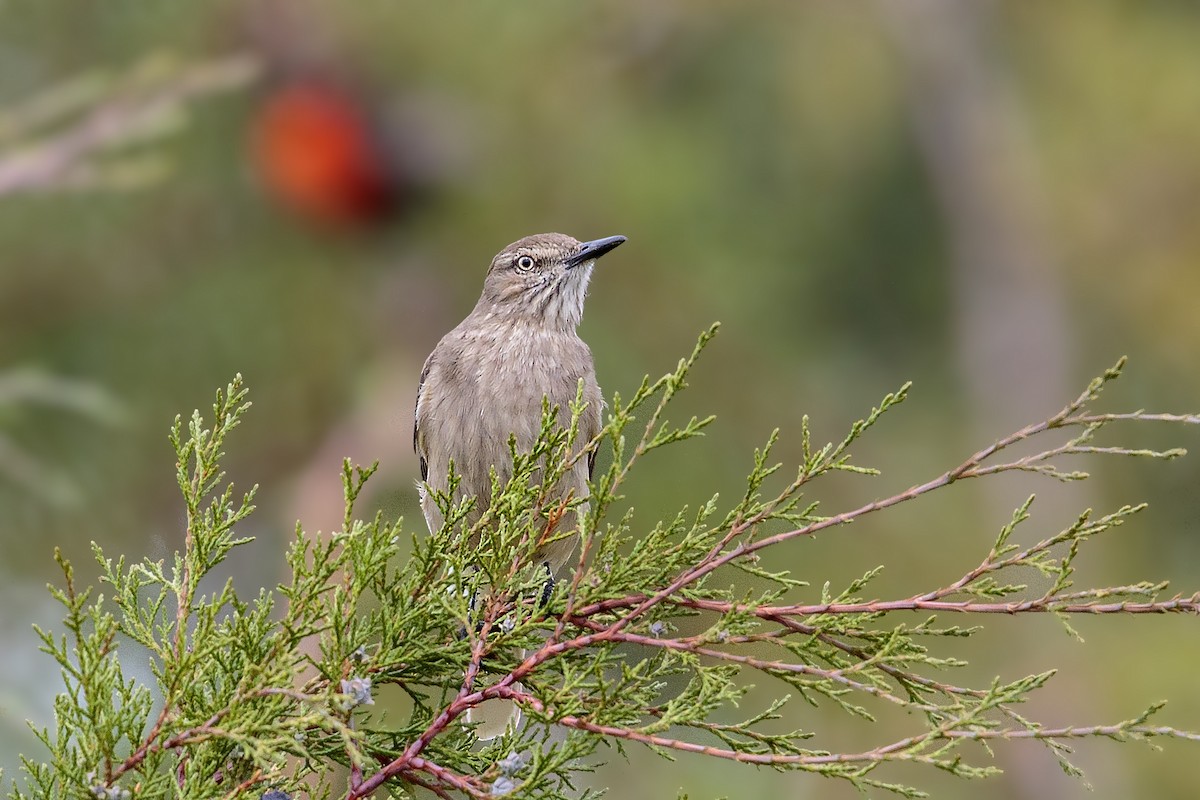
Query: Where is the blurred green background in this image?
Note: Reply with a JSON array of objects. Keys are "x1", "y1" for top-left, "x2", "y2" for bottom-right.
[{"x1": 2, "y1": 2, "x2": 1199, "y2": 798}]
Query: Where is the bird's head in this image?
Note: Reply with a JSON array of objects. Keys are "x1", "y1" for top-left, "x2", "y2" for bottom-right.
[{"x1": 475, "y1": 233, "x2": 626, "y2": 329}]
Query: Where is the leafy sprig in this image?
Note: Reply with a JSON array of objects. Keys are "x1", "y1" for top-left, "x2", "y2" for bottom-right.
[{"x1": 9, "y1": 328, "x2": 1200, "y2": 800}]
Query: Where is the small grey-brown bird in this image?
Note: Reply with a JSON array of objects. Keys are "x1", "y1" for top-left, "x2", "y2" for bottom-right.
[
  {"x1": 414, "y1": 232, "x2": 624, "y2": 561},
  {"x1": 413, "y1": 232, "x2": 624, "y2": 736}
]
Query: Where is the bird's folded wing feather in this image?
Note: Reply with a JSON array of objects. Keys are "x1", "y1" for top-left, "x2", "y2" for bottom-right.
[{"x1": 413, "y1": 351, "x2": 434, "y2": 482}]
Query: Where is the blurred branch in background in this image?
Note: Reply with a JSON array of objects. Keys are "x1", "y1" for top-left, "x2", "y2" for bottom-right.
[
  {"x1": 0, "y1": 52, "x2": 259, "y2": 197},
  {"x1": 0, "y1": 368, "x2": 126, "y2": 506},
  {"x1": 877, "y1": 0, "x2": 1073, "y2": 445}
]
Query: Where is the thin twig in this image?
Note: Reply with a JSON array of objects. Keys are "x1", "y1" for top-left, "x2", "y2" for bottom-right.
[{"x1": 0, "y1": 54, "x2": 257, "y2": 197}]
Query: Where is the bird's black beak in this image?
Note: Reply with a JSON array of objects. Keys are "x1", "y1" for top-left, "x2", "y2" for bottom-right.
[{"x1": 566, "y1": 235, "x2": 626, "y2": 268}]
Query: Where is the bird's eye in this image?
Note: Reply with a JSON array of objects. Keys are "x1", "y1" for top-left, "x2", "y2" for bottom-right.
[{"x1": 515, "y1": 255, "x2": 535, "y2": 272}]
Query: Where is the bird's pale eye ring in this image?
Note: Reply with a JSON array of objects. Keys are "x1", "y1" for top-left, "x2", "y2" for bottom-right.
[{"x1": 515, "y1": 255, "x2": 535, "y2": 272}]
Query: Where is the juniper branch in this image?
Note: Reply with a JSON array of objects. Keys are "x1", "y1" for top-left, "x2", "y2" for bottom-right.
[{"x1": 13, "y1": 340, "x2": 1200, "y2": 800}]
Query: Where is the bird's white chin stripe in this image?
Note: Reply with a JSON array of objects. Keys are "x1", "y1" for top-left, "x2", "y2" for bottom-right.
[{"x1": 541, "y1": 264, "x2": 592, "y2": 328}]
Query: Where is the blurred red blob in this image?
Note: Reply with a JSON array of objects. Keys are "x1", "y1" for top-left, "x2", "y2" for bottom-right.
[{"x1": 251, "y1": 78, "x2": 400, "y2": 229}]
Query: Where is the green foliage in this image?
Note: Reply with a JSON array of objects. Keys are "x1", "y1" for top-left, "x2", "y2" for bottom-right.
[{"x1": 9, "y1": 328, "x2": 1200, "y2": 799}]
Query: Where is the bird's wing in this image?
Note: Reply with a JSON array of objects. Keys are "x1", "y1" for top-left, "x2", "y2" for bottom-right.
[{"x1": 413, "y1": 352, "x2": 434, "y2": 481}]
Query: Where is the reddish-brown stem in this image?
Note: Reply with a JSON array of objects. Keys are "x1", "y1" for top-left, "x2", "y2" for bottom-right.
[
  {"x1": 506, "y1": 687, "x2": 1199, "y2": 768},
  {"x1": 404, "y1": 757, "x2": 491, "y2": 800},
  {"x1": 347, "y1": 384, "x2": 1200, "y2": 794},
  {"x1": 349, "y1": 619, "x2": 495, "y2": 798},
  {"x1": 219, "y1": 770, "x2": 264, "y2": 800},
  {"x1": 593, "y1": 389, "x2": 1146, "y2": 635}
]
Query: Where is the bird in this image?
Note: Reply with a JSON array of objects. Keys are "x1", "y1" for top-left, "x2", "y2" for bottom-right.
[
  {"x1": 414, "y1": 232, "x2": 625, "y2": 566},
  {"x1": 413, "y1": 232, "x2": 625, "y2": 736}
]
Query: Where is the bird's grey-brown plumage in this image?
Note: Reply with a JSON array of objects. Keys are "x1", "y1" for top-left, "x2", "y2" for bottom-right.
[{"x1": 414, "y1": 232, "x2": 624, "y2": 576}]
